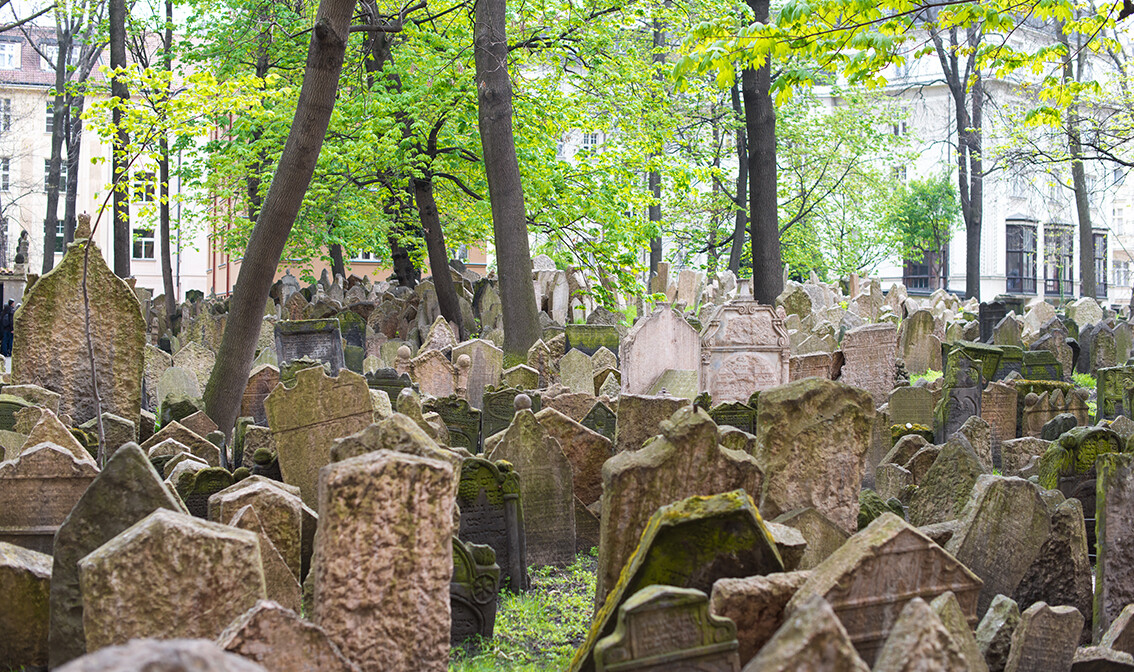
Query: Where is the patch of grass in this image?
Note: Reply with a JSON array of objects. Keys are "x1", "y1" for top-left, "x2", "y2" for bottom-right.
[
  {"x1": 910, "y1": 369, "x2": 943, "y2": 385},
  {"x1": 450, "y1": 552, "x2": 596, "y2": 671},
  {"x1": 1073, "y1": 372, "x2": 1097, "y2": 390}
]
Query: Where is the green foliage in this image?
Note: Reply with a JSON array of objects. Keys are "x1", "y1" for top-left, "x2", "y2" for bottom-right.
[
  {"x1": 910, "y1": 369, "x2": 943, "y2": 385},
  {"x1": 1073, "y1": 372, "x2": 1097, "y2": 390},
  {"x1": 450, "y1": 554, "x2": 597, "y2": 671},
  {"x1": 887, "y1": 173, "x2": 960, "y2": 268}
]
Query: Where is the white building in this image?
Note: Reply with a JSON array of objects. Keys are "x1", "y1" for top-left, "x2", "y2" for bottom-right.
[{"x1": 0, "y1": 26, "x2": 208, "y2": 301}]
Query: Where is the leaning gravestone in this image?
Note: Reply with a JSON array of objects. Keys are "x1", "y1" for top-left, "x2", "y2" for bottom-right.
[
  {"x1": 274, "y1": 319, "x2": 345, "y2": 376},
  {"x1": 77, "y1": 509, "x2": 265, "y2": 650},
  {"x1": 241, "y1": 364, "x2": 280, "y2": 427},
  {"x1": 839, "y1": 323, "x2": 897, "y2": 407},
  {"x1": 593, "y1": 585, "x2": 740, "y2": 672},
  {"x1": 486, "y1": 404, "x2": 575, "y2": 567},
  {"x1": 620, "y1": 304, "x2": 701, "y2": 395},
  {"x1": 596, "y1": 407, "x2": 763, "y2": 609},
  {"x1": 11, "y1": 236, "x2": 144, "y2": 426},
  {"x1": 457, "y1": 456, "x2": 527, "y2": 591},
  {"x1": 217, "y1": 599, "x2": 358, "y2": 672},
  {"x1": 0, "y1": 443, "x2": 99, "y2": 554},
  {"x1": 700, "y1": 300, "x2": 790, "y2": 402},
  {"x1": 48, "y1": 444, "x2": 184, "y2": 668},
  {"x1": 1096, "y1": 453, "x2": 1134, "y2": 640},
  {"x1": 1003, "y1": 602, "x2": 1084, "y2": 672},
  {"x1": 754, "y1": 378, "x2": 874, "y2": 534},
  {"x1": 263, "y1": 366, "x2": 372, "y2": 508},
  {"x1": 786, "y1": 513, "x2": 983, "y2": 666},
  {"x1": 871, "y1": 597, "x2": 967, "y2": 672},
  {"x1": 571, "y1": 490, "x2": 782, "y2": 672},
  {"x1": 312, "y1": 450, "x2": 455, "y2": 672}
]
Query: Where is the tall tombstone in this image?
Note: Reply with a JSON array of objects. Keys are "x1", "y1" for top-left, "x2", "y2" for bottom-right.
[
  {"x1": 621, "y1": 304, "x2": 701, "y2": 396},
  {"x1": 48, "y1": 444, "x2": 184, "y2": 668},
  {"x1": 12, "y1": 238, "x2": 144, "y2": 426},
  {"x1": 457, "y1": 456, "x2": 527, "y2": 591},
  {"x1": 0, "y1": 443, "x2": 99, "y2": 554},
  {"x1": 486, "y1": 403, "x2": 575, "y2": 567},
  {"x1": 535, "y1": 407, "x2": 612, "y2": 506},
  {"x1": 173, "y1": 342, "x2": 217, "y2": 390},
  {"x1": 596, "y1": 407, "x2": 763, "y2": 608},
  {"x1": 77, "y1": 509, "x2": 265, "y2": 651},
  {"x1": 312, "y1": 450, "x2": 455, "y2": 672},
  {"x1": 1096, "y1": 453, "x2": 1134, "y2": 640},
  {"x1": 263, "y1": 366, "x2": 373, "y2": 508},
  {"x1": 241, "y1": 364, "x2": 280, "y2": 427},
  {"x1": 839, "y1": 323, "x2": 898, "y2": 407},
  {"x1": 898, "y1": 310, "x2": 942, "y2": 375},
  {"x1": 142, "y1": 344, "x2": 173, "y2": 413},
  {"x1": 1095, "y1": 324, "x2": 1119, "y2": 371},
  {"x1": 980, "y1": 301, "x2": 1008, "y2": 343},
  {"x1": 982, "y1": 381, "x2": 1018, "y2": 457},
  {"x1": 754, "y1": 378, "x2": 875, "y2": 534},
  {"x1": 700, "y1": 301, "x2": 789, "y2": 402},
  {"x1": 274, "y1": 319, "x2": 345, "y2": 376},
  {"x1": 935, "y1": 356, "x2": 983, "y2": 443},
  {"x1": 452, "y1": 339, "x2": 503, "y2": 411},
  {"x1": 786, "y1": 513, "x2": 983, "y2": 666}
]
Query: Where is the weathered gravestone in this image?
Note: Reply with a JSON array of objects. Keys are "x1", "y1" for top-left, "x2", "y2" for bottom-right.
[
  {"x1": 871, "y1": 597, "x2": 968, "y2": 672},
  {"x1": 621, "y1": 304, "x2": 701, "y2": 395},
  {"x1": 411, "y1": 349, "x2": 456, "y2": 398},
  {"x1": 582, "y1": 401, "x2": 616, "y2": 441},
  {"x1": 457, "y1": 455, "x2": 527, "y2": 591},
  {"x1": 1096, "y1": 453, "x2": 1134, "y2": 641},
  {"x1": 754, "y1": 378, "x2": 874, "y2": 534},
  {"x1": 0, "y1": 541, "x2": 52, "y2": 668},
  {"x1": 142, "y1": 344, "x2": 173, "y2": 412},
  {"x1": 790, "y1": 352, "x2": 837, "y2": 381},
  {"x1": 1099, "y1": 365, "x2": 1134, "y2": 420},
  {"x1": 77, "y1": 509, "x2": 265, "y2": 650},
  {"x1": 1003, "y1": 602, "x2": 1084, "y2": 672},
  {"x1": 227, "y1": 505, "x2": 301, "y2": 612},
  {"x1": 935, "y1": 356, "x2": 983, "y2": 443},
  {"x1": 48, "y1": 444, "x2": 184, "y2": 668},
  {"x1": 423, "y1": 396, "x2": 481, "y2": 452},
  {"x1": 740, "y1": 594, "x2": 869, "y2": 672},
  {"x1": 709, "y1": 401, "x2": 756, "y2": 434},
  {"x1": 173, "y1": 342, "x2": 217, "y2": 390},
  {"x1": 786, "y1": 513, "x2": 983, "y2": 666},
  {"x1": 980, "y1": 301, "x2": 1008, "y2": 343},
  {"x1": 12, "y1": 237, "x2": 144, "y2": 426},
  {"x1": 217, "y1": 599, "x2": 358, "y2": 672},
  {"x1": 274, "y1": 319, "x2": 345, "y2": 376},
  {"x1": 53, "y1": 638, "x2": 269, "y2": 672},
  {"x1": 364, "y1": 367, "x2": 415, "y2": 404},
  {"x1": 700, "y1": 301, "x2": 789, "y2": 402},
  {"x1": 312, "y1": 450, "x2": 455, "y2": 672},
  {"x1": 241, "y1": 364, "x2": 280, "y2": 427},
  {"x1": 481, "y1": 386, "x2": 541, "y2": 441},
  {"x1": 486, "y1": 403, "x2": 575, "y2": 567},
  {"x1": 565, "y1": 324, "x2": 621, "y2": 358},
  {"x1": 899, "y1": 310, "x2": 942, "y2": 375},
  {"x1": 0, "y1": 443, "x2": 99, "y2": 554},
  {"x1": 535, "y1": 407, "x2": 612, "y2": 506},
  {"x1": 1030, "y1": 332, "x2": 1074, "y2": 382},
  {"x1": 593, "y1": 585, "x2": 740, "y2": 672},
  {"x1": 263, "y1": 366, "x2": 372, "y2": 508},
  {"x1": 596, "y1": 407, "x2": 764, "y2": 607},
  {"x1": 889, "y1": 386, "x2": 935, "y2": 428},
  {"x1": 207, "y1": 477, "x2": 303, "y2": 580},
  {"x1": 451, "y1": 536, "x2": 501, "y2": 649},
  {"x1": 559, "y1": 348, "x2": 594, "y2": 395},
  {"x1": 840, "y1": 323, "x2": 897, "y2": 407},
  {"x1": 572, "y1": 490, "x2": 782, "y2": 672},
  {"x1": 614, "y1": 393, "x2": 689, "y2": 453},
  {"x1": 983, "y1": 381, "x2": 1019, "y2": 460},
  {"x1": 452, "y1": 339, "x2": 503, "y2": 410}
]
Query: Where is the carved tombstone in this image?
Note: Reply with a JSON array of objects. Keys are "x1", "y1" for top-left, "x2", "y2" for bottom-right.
[
  {"x1": 935, "y1": 356, "x2": 983, "y2": 443},
  {"x1": 700, "y1": 301, "x2": 790, "y2": 403},
  {"x1": 621, "y1": 305, "x2": 701, "y2": 396},
  {"x1": 839, "y1": 323, "x2": 897, "y2": 407},
  {"x1": 273, "y1": 319, "x2": 345, "y2": 376},
  {"x1": 457, "y1": 456, "x2": 527, "y2": 591},
  {"x1": 0, "y1": 443, "x2": 99, "y2": 554}
]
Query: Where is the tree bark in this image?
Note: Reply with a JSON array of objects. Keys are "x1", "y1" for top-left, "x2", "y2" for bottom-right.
[
  {"x1": 474, "y1": 0, "x2": 540, "y2": 364},
  {"x1": 160, "y1": 0, "x2": 178, "y2": 330},
  {"x1": 204, "y1": 0, "x2": 357, "y2": 437},
  {"x1": 647, "y1": 14, "x2": 665, "y2": 280},
  {"x1": 415, "y1": 175, "x2": 464, "y2": 337},
  {"x1": 1058, "y1": 25, "x2": 1095, "y2": 299},
  {"x1": 110, "y1": 0, "x2": 130, "y2": 278},
  {"x1": 743, "y1": 0, "x2": 781, "y2": 304},
  {"x1": 42, "y1": 32, "x2": 69, "y2": 273},
  {"x1": 728, "y1": 80, "x2": 747, "y2": 273},
  {"x1": 329, "y1": 240, "x2": 346, "y2": 280}
]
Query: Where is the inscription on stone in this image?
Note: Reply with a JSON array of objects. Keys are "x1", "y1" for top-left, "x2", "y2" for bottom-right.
[{"x1": 274, "y1": 319, "x2": 345, "y2": 375}]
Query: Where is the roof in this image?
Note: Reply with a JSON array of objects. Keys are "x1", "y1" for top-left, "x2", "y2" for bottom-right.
[{"x1": 0, "y1": 26, "x2": 105, "y2": 89}]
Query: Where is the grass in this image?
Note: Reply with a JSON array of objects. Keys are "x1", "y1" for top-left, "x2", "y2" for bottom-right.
[
  {"x1": 1072, "y1": 371, "x2": 1097, "y2": 390},
  {"x1": 910, "y1": 369, "x2": 943, "y2": 385},
  {"x1": 450, "y1": 551, "x2": 597, "y2": 671}
]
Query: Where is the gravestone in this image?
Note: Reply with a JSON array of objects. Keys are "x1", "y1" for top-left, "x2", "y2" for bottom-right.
[
  {"x1": 593, "y1": 585, "x2": 740, "y2": 672},
  {"x1": 12, "y1": 237, "x2": 144, "y2": 426},
  {"x1": 582, "y1": 400, "x2": 616, "y2": 440},
  {"x1": 982, "y1": 381, "x2": 1018, "y2": 459},
  {"x1": 481, "y1": 386, "x2": 541, "y2": 442},
  {"x1": 140, "y1": 421, "x2": 219, "y2": 467},
  {"x1": 457, "y1": 456, "x2": 527, "y2": 591},
  {"x1": 312, "y1": 450, "x2": 455, "y2": 672},
  {"x1": 423, "y1": 396, "x2": 481, "y2": 451},
  {"x1": 1096, "y1": 453, "x2": 1134, "y2": 640},
  {"x1": 1095, "y1": 325, "x2": 1119, "y2": 371},
  {"x1": 364, "y1": 367, "x2": 415, "y2": 404},
  {"x1": 1003, "y1": 602, "x2": 1083, "y2": 672},
  {"x1": 486, "y1": 406, "x2": 575, "y2": 567},
  {"x1": 709, "y1": 401, "x2": 756, "y2": 434},
  {"x1": 173, "y1": 342, "x2": 217, "y2": 389},
  {"x1": 980, "y1": 301, "x2": 1008, "y2": 342},
  {"x1": 0, "y1": 443, "x2": 99, "y2": 554},
  {"x1": 48, "y1": 444, "x2": 184, "y2": 668},
  {"x1": 535, "y1": 407, "x2": 612, "y2": 506},
  {"x1": 889, "y1": 386, "x2": 935, "y2": 428},
  {"x1": 560, "y1": 348, "x2": 595, "y2": 395},
  {"x1": 77, "y1": 509, "x2": 265, "y2": 650},
  {"x1": 710, "y1": 571, "x2": 811, "y2": 666},
  {"x1": 1099, "y1": 365, "x2": 1134, "y2": 420},
  {"x1": 621, "y1": 305, "x2": 701, "y2": 395},
  {"x1": 452, "y1": 339, "x2": 503, "y2": 410},
  {"x1": 899, "y1": 310, "x2": 942, "y2": 375},
  {"x1": 274, "y1": 319, "x2": 345, "y2": 376},
  {"x1": 1030, "y1": 332, "x2": 1074, "y2": 382},
  {"x1": 572, "y1": 490, "x2": 782, "y2": 672},
  {"x1": 411, "y1": 349, "x2": 456, "y2": 399},
  {"x1": 142, "y1": 344, "x2": 173, "y2": 412},
  {"x1": 227, "y1": 506, "x2": 300, "y2": 612},
  {"x1": 786, "y1": 513, "x2": 982, "y2": 666},
  {"x1": 596, "y1": 407, "x2": 764, "y2": 608},
  {"x1": 772, "y1": 507, "x2": 850, "y2": 571},
  {"x1": 700, "y1": 301, "x2": 789, "y2": 402},
  {"x1": 565, "y1": 324, "x2": 621, "y2": 358},
  {"x1": 976, "y1": 595, "x2": 1021, "y2": 672},
  {"x1": 207, "y1": 477, "x2": 303, "y2": 580},
  {"x1": 872, "y1": 597, "x2": 967, "y2": 672},
  {"x1": 50, "y1": 638, "x2": 268, "y2": 672},
  {"x1": 993, "y1": 314, "x2": 1022, "y2": 347},
  {"x1": 0, "y1": 541, "x2": 52, "y2": 668},
  {"x1": 451, "y1": 537, "x2": 501, "y2": 649},
  {"x1": 217, "y1": 600, "x2": 358, "y2": 672},
  {"x1": 840, "y1": 323, "x2": 897, "y2": 407},
  {"x1": 935, "y1": 356, "x2": 983, "y2": 443},
  {"x1": 264, "y1": 366, "x2": 373, "y2": 508},
  {"x1": 754, "y1": 378, "x2": 874, "y2": 533},
  {"x1": 789, "y1": 352, "x2": 836, "y2": 381},
  {"x1": 614, "y1": 393, "x2": 690, "y2": 453},
  {"x1": 241, "y1": 365, "x2": 280, "y2": 427},
  {"x1": 740, "y1": 594, "x2": 869, "y2": 672}
]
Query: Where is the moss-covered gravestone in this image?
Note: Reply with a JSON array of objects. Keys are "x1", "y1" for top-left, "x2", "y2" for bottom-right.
[
  {"x1": 1095, "y1": 453, "x2": 1134, "y2": 641},
  {"x1": 450, "y1": 537, "x2": 501, "y2": 650},
  {"x1": 457, "y1": 456, "x2": 527, "y2": 591},
  {"x1": 571, "y1": 490, "x2": 781, "y2": 672},
  {"x1": 582, "y1": 400, "x2": 616, "y2": 441},
  {"x1": 11, "y1": 239, "x2": 144, "y2": 427},
  {"x1": 0, "y1": 443, "x2": 99, "y2": 554},
  {"x1": 48, "y1": 444, "x2": 184, "y2": 668},
  {"x1": 0, "y1": 541, "x2": 51, "y2": 668},
  {"x1": 423, "y1": 395, "x2": 481, "y2": 452}
]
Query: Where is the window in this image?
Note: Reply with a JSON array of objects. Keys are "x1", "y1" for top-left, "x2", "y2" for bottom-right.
[
  {"x1": 902, "y1": 249, "x2": 943, "y2": 292},
  {"x1": 891, "y1": 165, "x2": 908, "y2": 182},
  {"x1": 133, "y1": 171, "x2": 155, "y2": 202},
  {"x1": 1095, "y1": 231, "x2": 1108, "y2": 299},
  {"x1": 0, "y1": 157, "x2": 8, "y2": 192},
  {"x1": 0, "y1": 98, "x2": 10, "y2": 133},
  {"x1": 43, "y1": 159, "x2": 68, "y2": 194},
  {"x1": 1114, "y1": 206, "x2": 1126, "y2": 235},
  {"x1": 891, "y1": 122, "x2": 908, "y2": 136},
  {"x1": 54, "y1": 219, "x2": 63, "y2": 253},
  {"x1": 351, "y1": 250, "x2": 375, "y2": 261},
  {"x1": 1114, "y1": 260, "x2": 1131, "y2": 289},
  {"x1": 1044, "y1": 223, "x2": 1074, "y2": 295},
  {"x1": 0, "y1": 41, "x2": 20, "y2": 70},
  {"x1": 1006, "y1": 221, "x2": 1037, "y2": 294},
  {"x1": 581, "y1": 132, "x2": 600, "y2": 151},
  {"x1": 45, "y1": 100, "x2": 53, "y2": 134},
  {"x1": 454, "y1": 244, "x2": 468, "y2": 262},
  {"x1": 40, "y1": 43, "x2": 57, "y2": 70},
  {"x1": 1009, "y1": 172, "x2": 1029, "y2": 199},
  {"x1": 132, "y1": 228, "x2": 154, "y2": 259}
]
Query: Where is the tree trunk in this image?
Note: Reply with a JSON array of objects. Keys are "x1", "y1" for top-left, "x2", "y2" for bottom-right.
[
  {"x1": 160, "y1": 0, "x2": 178, "y2": 330},
  {"x1": 414, "y1": 175, "x2": 465, "y2": 337},
  {"x1": 743, "y1": 0, "x2": 781, "y2": 304},
  {"x1": 388, "y1": 229, "x2": 419, "y2": 288},
  {"x1": 42, "y1": 34, "x2": 69, "y2": 273},
  {"x1": 63, "y1": 102, "x2": 82, "y2": 246},
  {"x1": 474, "y1": 0, "x2": 540, "y2": 364},
  {"x1": 647, "y1": 14, "x2": 665, "y2": 280},
  {"x1": 110, "y1": 0, "x2": 130, "y2": 278},
  {"x1": 204, "y1": 0, "x2": 357, "y2": 437},
  {"x1": 728, "y1": 80, "x2": 747, "y2": 273},
  {"x1": 1058, "y1": 25, "x2": 1095, "y2": 300},
  {"x1": 329, "y1": 241, "x2": 346, "y2": 280}
]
